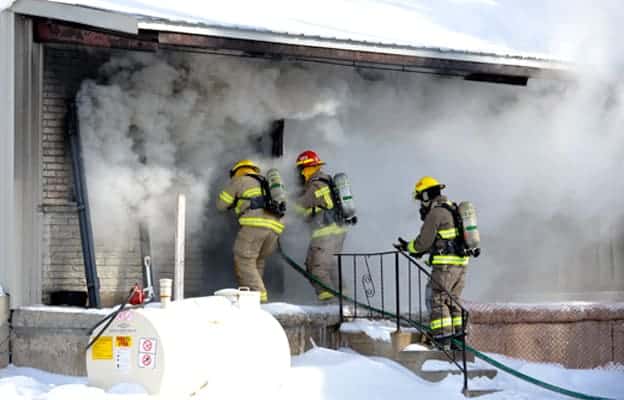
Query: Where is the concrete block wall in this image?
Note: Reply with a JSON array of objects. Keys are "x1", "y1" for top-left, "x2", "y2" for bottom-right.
[
  {"x1": 467, "y1": 302, "x2": 624, "y2": 368},
  {"x1": 0, "y1": 295, "x2": 9, "y2": 368},
  {"x1": 40, "y1": 44, "x2": 208, "y2": 306},
  {"x1": 11, "y1": 305, "x2": 340, "y2": 376}
]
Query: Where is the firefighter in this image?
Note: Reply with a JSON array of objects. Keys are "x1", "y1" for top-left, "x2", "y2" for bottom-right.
[
  {"x1": 398, "y1": 176, "x2": 469, "y2": 345},
  {"x1": 216, "y1": 159, "x2": 285, "y2": 303},
  {"x1": 295, "y1": 150, "x2": 347, "y2": 302}
]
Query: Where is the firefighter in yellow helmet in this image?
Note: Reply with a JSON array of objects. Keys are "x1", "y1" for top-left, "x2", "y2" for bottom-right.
[
  {"x1": 398, "y1": 176, "x2": 469, "y2": 347},
  {"x1": 294, "y1": 150, "x2": 347, "y2": 302},
  {"x1": 216, "y1": 159, "x2": 285, "y2": 303}
]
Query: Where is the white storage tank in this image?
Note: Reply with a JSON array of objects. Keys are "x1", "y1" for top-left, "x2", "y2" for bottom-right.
[{"x1": 86, "y1": 289, "x2": 290, "y2": 397}]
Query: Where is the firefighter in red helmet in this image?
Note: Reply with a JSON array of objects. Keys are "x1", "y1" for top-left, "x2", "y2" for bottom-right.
[{"x1": 294, "y1": 150, "x2": 347, "y2": 302}]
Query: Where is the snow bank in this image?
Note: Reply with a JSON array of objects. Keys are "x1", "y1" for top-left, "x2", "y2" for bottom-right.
[{"x1": 2, "y1": 347, "x2": 621, "y2": 399}]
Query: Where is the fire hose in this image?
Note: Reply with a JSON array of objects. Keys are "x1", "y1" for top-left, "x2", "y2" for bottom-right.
[{"x1": 277, "y1": 242, "x2": 614, "y2": 400}]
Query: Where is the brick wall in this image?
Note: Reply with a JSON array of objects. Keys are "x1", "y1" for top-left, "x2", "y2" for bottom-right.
[
  {"x1": 41, "y1": 44, "x2": 139, "y2": 306},
  {"x1": 40, "y1": 45, "x2": 199, "y2": 305}
]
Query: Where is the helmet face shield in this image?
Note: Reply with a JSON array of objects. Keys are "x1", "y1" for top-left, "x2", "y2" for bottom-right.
[{"x1": 297, "y1": 165, "x2": 306, "y2": 185}]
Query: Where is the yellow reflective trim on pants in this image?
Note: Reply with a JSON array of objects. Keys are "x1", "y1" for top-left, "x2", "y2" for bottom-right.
[
  {"x1": 260, "y1": 291, "x2": 268, "y2": 303},
  {"x1": 318, "y1": 291, "x2": 335, "y2": 301},
  {"x1": 311, "y1": 223, "x2": 347, "y2": 239},
  {"x1": 430, "y1": 317, "x2": 452, "y2": 330},
  {"x1": 437, "y1": 228, "x2": 458, "y2": 239},
  {"x1": 452, "y1": 316, "x2": 463, "y2": 327},
  {"x1": 431, "y1": 255, "x2": 469, "y2": 266},
  {"x1": 219, "y1": 191, "x2": 234, "y2": 205},
  {"x1": 242, "y1": 187, "x2": 262, "y2": 198},
  {"x1": 407, "y1": 240, "x2": 417, "y2": 254},
  {"x1": 239, "y1": 217, "x2": 285, "y2": 234}
]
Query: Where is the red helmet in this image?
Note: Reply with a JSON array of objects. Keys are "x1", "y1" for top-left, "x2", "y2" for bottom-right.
[{"x1": 296, "y1": 150, "x2": 325, "y2": 168}]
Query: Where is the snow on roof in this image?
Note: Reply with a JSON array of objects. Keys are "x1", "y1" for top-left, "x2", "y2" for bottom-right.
[{"x1": 8, "y1": 0, "x2": 571, "y2": 68}]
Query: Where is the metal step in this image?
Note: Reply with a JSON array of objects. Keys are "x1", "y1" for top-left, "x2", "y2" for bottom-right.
[
  {"x1": 417, "y1": 368, "x2": 498, "y2": 383},
  {"x1": 341, "y1": 326, "x2": 498, "y2": 391},
  {"x1": 396, "y1": 347, "x2": 497, "y2": 383},
  {"x1": 464, "y1": 389, "x2": 504, "y2": 398},
  {"x1": 397, "y1": 347, "x2": 475, "y2": 370}
]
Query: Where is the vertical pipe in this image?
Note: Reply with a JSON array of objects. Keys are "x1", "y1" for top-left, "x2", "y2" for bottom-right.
[
  {"x1": 353, "y1": 256, "x2": 357, "y2": 319},
  {"x1": 338, "y1": 255, "x2": 343, "y2": 324},
  {"x1": 408, "y1": 260, "x2": 412, "y2": 319},
  {"x1": 174, "y1": 193, "x2": 186, "y2": 300},
  {"x1": 380, "y1": 254, "x2": 384, "y2": 316},
  {"x1": 418, "y1": 269, "x2": 422, "y2": 325},
  {"x1": 462, "y1": 309, "x2": 468, "y2": 395},
  {"x1": 395, "y1": 252, "x2": 400, "y2": 332},
  {"x1": 67, "y1": 101, "x2": 100, "y2": 308}
]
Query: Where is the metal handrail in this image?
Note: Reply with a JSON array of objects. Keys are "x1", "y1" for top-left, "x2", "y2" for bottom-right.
[{"x1": 337, "y1": 248, "x2": 469, "y2": 393}]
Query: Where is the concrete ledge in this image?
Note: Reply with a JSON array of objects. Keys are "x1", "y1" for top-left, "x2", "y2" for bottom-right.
[
  {"x1": 11, "y1": 306, "x2": 106, "y2": 375},
  {"x1": 339, "y1": 331, "x2": 395, "y2": 358},
  {"x1": 10, "y1": 303, "x2": 341, "y2": 376},
  {"x1": 263, "y1": 303, "x2": 341, "y2": 355},
  {"x1": 0, "y1": 295, "x2": 10, "y2": 369}
]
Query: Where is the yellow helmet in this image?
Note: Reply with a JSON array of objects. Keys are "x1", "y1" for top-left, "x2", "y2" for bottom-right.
[
  {"x1": 230, "y1": 159, "x2": 260, "y2": 177},
  {"x1": 413, "y1": 176, "x2": 445, "y2": 199}
]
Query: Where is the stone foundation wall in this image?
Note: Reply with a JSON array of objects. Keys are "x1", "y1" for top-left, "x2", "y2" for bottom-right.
[
  {"x1": 467, "y1": 302, "x2": 624, "y2": 368},
  {"x1": 0, "y1": 295, "x2": 9, "y2": 368},
  {"x1": 10, "y1": 304, "x2": 341, "y2": 376}
]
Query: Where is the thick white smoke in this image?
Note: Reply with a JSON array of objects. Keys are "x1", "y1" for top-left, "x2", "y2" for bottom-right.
[{"x1": 77, "y1": 6, "x2": 624, "y2": 302}]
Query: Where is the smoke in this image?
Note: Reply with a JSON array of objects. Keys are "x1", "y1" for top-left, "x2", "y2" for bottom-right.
[{"x1": 77, "y1": 5, "x2": 624, "y2": 302}]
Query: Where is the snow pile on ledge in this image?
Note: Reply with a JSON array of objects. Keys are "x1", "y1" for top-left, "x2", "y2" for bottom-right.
[
  {"x1": 262, "y1": 302, "x2": 340, "y2": 316},
  {"x1": 339, "y1": 319, "x2": 398, "y2": 342},
  {"x1": 466, "y1": 301, "x2": 624, "y2": 323},
  {"x1": 17, "y1": 305, "x2": 113, "y2": 315}
]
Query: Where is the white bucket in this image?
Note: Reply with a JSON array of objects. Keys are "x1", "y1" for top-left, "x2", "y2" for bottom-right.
[
  {"x1": 159, "y1": 279, "x2": 172, "y2": 308},
  {"x1": 214, "y1": 287, "x2": 260, "y2": 310}
]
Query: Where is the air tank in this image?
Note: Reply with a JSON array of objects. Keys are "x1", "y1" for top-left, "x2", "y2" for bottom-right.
[
  {"x1": 458, "y1": 201, "x2": 480, "y2": 250},
  {"x1": 86, "y1": 290, "x2": 290, "y2": 397},
  {"x1": 333, "y1": 173, "x2": 356, "y2": 221},
  {"x1": 266, "y1": 168, "x2": 287, "y2": 205}
]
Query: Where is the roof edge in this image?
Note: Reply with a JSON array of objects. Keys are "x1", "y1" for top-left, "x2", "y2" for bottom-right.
[
  {"x1": 139, "y1": 20, "x2": 571, "y2": 74},
  {"x1": 11, "y1": 0, "x2": 137, "y2": 34}
]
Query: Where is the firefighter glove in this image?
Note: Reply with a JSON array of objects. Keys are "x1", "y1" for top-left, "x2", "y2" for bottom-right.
[{"x1": 396, "y1": 237, "x2": 409, "y2": 251}]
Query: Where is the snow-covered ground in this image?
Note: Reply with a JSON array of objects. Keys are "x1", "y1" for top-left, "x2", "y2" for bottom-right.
[{"x1": 1, "y1": 347, "x2": 622, "y2": 400}]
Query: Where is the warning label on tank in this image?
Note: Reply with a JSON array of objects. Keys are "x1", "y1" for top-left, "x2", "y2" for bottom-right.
[
  {"x1": 115, "y1": 336, "x2": 132, "y2": 348},
  {"x1": 138, "y1": 352, "x2": 155, "y2": 369},
  {"x1": 139, "y1": 337, "x2": 156, "y2": 354},
  {"x1": 115, "y1": 348, "x2": 131, "y2": 373},
  {"x1": 92, "y1": 336, "x2": 113, "y2": 360}
]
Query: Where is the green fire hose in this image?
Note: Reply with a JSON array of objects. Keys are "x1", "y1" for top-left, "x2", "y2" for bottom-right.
[{"x1": 277, "y1": 244, "x2": 614, "y2": 400}]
